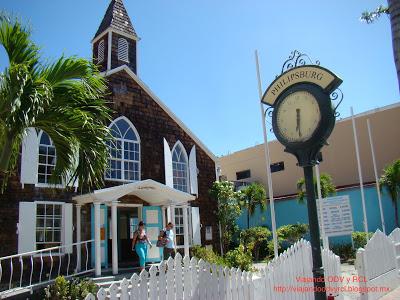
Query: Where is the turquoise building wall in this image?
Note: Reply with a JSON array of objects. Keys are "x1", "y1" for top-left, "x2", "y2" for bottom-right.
[{"x1": 237, "y1": 185, "x2": 398, "y2": 245}]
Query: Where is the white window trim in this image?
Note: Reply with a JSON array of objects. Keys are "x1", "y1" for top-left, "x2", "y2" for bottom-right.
[
  {"x1": 36, "y1": 183, "x2": 65, "y2": 189},
  {"x1": 117, "y1": 38, "x2": 129, "y2": 63},
  {"x1": 36, "y1": 131, "x2": 65, "y2": 189},
  {"x1": 92, "y1": 28, "x2": 138, "y2": 45},
  {"x1": 105, "y1": 116, "x2": 141, "y2": 182},
  {"x1": 98, "y1": 39, "x2": 105, "y2": 63},
  {"x1": 33, "y1": 201, "x2": 67, "y2": 255},
  {"x1": 175, "y1": 207, "x2": 184, "y2": 247},
  {"x1": 172, "y1": 140, "x2": 190, "y2": 193},
  {"x1": 174, "y1": 206, "x2": 193, "y2": 248}
]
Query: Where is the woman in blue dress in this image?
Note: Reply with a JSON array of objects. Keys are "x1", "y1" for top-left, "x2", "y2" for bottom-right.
[{"x1": 132, "y1": 221, "x2": 152, "y2": 271}]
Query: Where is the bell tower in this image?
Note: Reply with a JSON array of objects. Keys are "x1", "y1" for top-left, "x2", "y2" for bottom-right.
[{"x1": 92, "y1": 0, "x2": 138, "y2": 74}]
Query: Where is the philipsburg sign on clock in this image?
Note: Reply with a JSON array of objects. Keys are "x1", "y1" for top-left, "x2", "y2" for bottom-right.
[{"x1": 261, "y1": 51, "x2": 343, "y2": 300}]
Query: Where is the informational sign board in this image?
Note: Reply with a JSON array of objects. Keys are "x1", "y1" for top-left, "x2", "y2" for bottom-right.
[{"x1": 317, "y1": 195, "x2": 354, "y2": 237}]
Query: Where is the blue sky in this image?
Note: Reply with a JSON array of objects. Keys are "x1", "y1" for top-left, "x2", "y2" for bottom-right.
[{"x1": 1, "y1": 0, "x2": 397, "y2": 156}]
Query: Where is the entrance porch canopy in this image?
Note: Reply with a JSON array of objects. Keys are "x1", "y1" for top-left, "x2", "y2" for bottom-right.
[
  {"x1": 73, "y1": 179, "x2": 196, "y2": 205},
  {"x1": 72, "y1": 179, "x2": 195, "y2": 277}
]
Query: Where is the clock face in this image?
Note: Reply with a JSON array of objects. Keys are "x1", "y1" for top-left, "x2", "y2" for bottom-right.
[{"x1": 276, "y1": 90, "x2": 321, "y2": 143}]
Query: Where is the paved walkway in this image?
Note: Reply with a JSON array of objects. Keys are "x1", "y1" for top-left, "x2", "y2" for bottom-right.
[
  {"x1": 341, "y1": 263, "x2": 400, "y2": 300},
  {"x1": 379, "y1": 285, "x2": 400, "y2": 299},
  {"x1": 341, "y1": 263, "x2": 360, "y2": 300}
]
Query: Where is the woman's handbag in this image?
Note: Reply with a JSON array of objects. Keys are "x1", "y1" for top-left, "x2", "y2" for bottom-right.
[{"x1": 156, "y1": 230, "x2": 167, "y2": 247}]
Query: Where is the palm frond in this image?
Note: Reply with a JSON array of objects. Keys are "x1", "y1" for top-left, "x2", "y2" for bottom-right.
[
  {"x1": 0, "y1": 17, "x2": 38, "y2": 68},
  {"x1": 296, "y1": 172, "x2": 335, "y2": 204},
  {"x1": 379, "y1": 160, "x2": 400, "y2": 204},
  {"x1": 0, "y1": 16, "x2": 112, "y2": 191}
]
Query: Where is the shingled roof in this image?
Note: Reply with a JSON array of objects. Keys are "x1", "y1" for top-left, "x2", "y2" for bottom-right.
[{"x1": 94, "y1": 0, "x2": 137, "y2": 38}]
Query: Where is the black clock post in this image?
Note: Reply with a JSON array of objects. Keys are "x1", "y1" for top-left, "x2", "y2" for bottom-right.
[
  {"x1": 261, "y1": 51, "x2": 343, "y2": 300},
  {"x1": 303, "y1": 162, "x2": 326, "y2": 298}
]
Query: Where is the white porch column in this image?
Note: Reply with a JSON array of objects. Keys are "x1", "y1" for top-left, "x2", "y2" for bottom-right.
[
  {"x1": 76, "y1": 204, "x2": 82, "y2": 272},
  {"x1": 94, "y1": 202, "x2": 101, "y2": 276},
  {"x1": 183, "y1": 205, "x2": 190, "y2": 257},
  {"x1": 111, "y1": 201, "x2": 118, "y2": 275},
  {"x1": 170, "y1": 206, "x2": 177, "y2": 247},
  {"x1": 162, "y1": 206, "x2": 167, "y2": 228},
  {"x1": 167, "y1": 206, "x2": 173, "y2": 223},
  {"x1": 171, "y1": 206, "x2": 175, "y2": 225}
]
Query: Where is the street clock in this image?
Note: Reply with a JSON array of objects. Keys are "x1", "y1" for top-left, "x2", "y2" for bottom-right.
[
  {"x1": 262, "y1": 64, "x2": 342, "y2": 166},
  {"x1": 260, "y1": 51, "x2": 343, "y2": 300}
]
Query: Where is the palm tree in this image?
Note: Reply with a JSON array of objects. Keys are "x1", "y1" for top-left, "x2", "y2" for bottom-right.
[
  {"x1": 0, "y1": 16, "x2": 111, "y2": 190},
  {"x1": 297, "y1": 172, "x2": 336, "y2": 204},
  {"x1": 238, "y1": 182, "x2": 267, "y2": 229},
  {"x1": 361, "y1": 1, "x2": 400, "y2": 91},
  {"x1": 379, "y1": 159, "x2": 400, "y2": 227}
]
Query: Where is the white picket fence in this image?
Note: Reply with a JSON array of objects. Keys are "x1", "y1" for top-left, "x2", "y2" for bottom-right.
[
  {"x1": 389, "y1": 228, "x2": 400, "y2": 268},
  {"x1": 253, "y1": 239, "x2": 343, "y2": 300},
  {"x1": 355, "y1": 229, "x2": 400, "y2": 300},
  {"x1": 84, "y1": 239, "x2": 342, "y2": 300},
  {"x1": 85, "y1": 252, "x2": 253, "y2": 300}
]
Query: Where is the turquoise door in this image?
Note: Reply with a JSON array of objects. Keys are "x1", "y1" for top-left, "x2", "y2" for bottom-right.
[
  {"x1": 91, "y1": 204, "x2": 108, "y2": 268},
  {"x1": 142, "y1": 206, "x2": 163, "y2": 262}
]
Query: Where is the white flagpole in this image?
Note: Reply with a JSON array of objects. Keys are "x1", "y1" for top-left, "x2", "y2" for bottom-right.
[
  {"x1": 255, "y1": 50, "x2": 278, "y2": 258},
  {"x1": 351, "y1": 107, "x2": 369, "y2": 243},
  {"x1": 315, "y1": 164, "x2": 329, "y2": 249},
  {"x1": 367, "y1": 118, "x2": 386, "y2": 234}
]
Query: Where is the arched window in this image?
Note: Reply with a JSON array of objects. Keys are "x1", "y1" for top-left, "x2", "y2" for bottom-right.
[
  {"x1": 172, "y1": 141, "x2": 189, "y2": 192},
  {"x1": 38, "y1": 131, "x2": 57, "y2": 184},
  {"x1": 117, "y1": 38, "x2": 129, "y2": 62},
  {"x1": 98, "y1": 40, "x2": 104, "y2": 63},
  {"x1": 105, "y1": 117, "x2": 140, "y2": 182}
]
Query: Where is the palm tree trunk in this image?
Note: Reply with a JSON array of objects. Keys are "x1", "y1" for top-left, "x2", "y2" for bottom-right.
[
  {"x1": 247, "y1": 210, "x2": 250, "y2": 229},
  {"x1": 0, "y1": 134, "x2": 14, "y2": 172},
  {"x1": 388, "y1": 0, "x2": 400, "y2": 91}
]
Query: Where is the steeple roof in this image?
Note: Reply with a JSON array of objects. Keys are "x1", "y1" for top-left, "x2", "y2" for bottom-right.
[{"x1": 94, "y1": 0, "x2": 137, "y2": 38}]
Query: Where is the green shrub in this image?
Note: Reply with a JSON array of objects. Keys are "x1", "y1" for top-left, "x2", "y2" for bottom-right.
[
  {"x1": 44, "y1": 276, "x2": 97, "y2": 300},
  {"x1": 191, "y1": 245, "x2": 253, "y2": 271},
  {"x1": 352, "y1": 231, "x2": 374, "y2": 249},
  {"x1": 240, "y1": 226, "x2": 271, "y2": 261},
  {"x1": 267, "y1": 239, "x2": 282, "y2": 256},
  {"x1": 266, "y1": 223, "x2": 309, "y2": 257},
  {"x1": 277, "y1": 223, "x2": 309, "y2": 244},
  {"x1": 191, "y1": 245, "x2": 225, "y2": 265},
  {"x1": 224, "y1": 245, "x2": 253, "y2": 271},
  {"x1": 331, "y1": 244, "x2": 355, "y2": 262}
]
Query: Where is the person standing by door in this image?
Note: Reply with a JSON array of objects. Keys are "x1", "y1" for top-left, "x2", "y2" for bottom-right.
[
  {"x1": 132, "y1": 221, "x2": 152, "y2": 271},
  {"x1": 163, "y1": 222, "x2": 176, "y2": 260}
]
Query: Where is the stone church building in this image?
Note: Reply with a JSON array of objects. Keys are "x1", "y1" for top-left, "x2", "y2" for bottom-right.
[{"x1": 0, "y1": 0, "x2": 218, "y2": 275}]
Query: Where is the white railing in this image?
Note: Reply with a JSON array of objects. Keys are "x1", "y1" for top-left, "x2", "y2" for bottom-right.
[
  {"x1": 85, "y1": 239, "x2": 342, "y2": 300},
  {"x1": 355, "y1": 229, "x2": 400, "y2": 300},
  {"x1": 0, "y1": 239, "x2": 94, "y2": 298}
]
